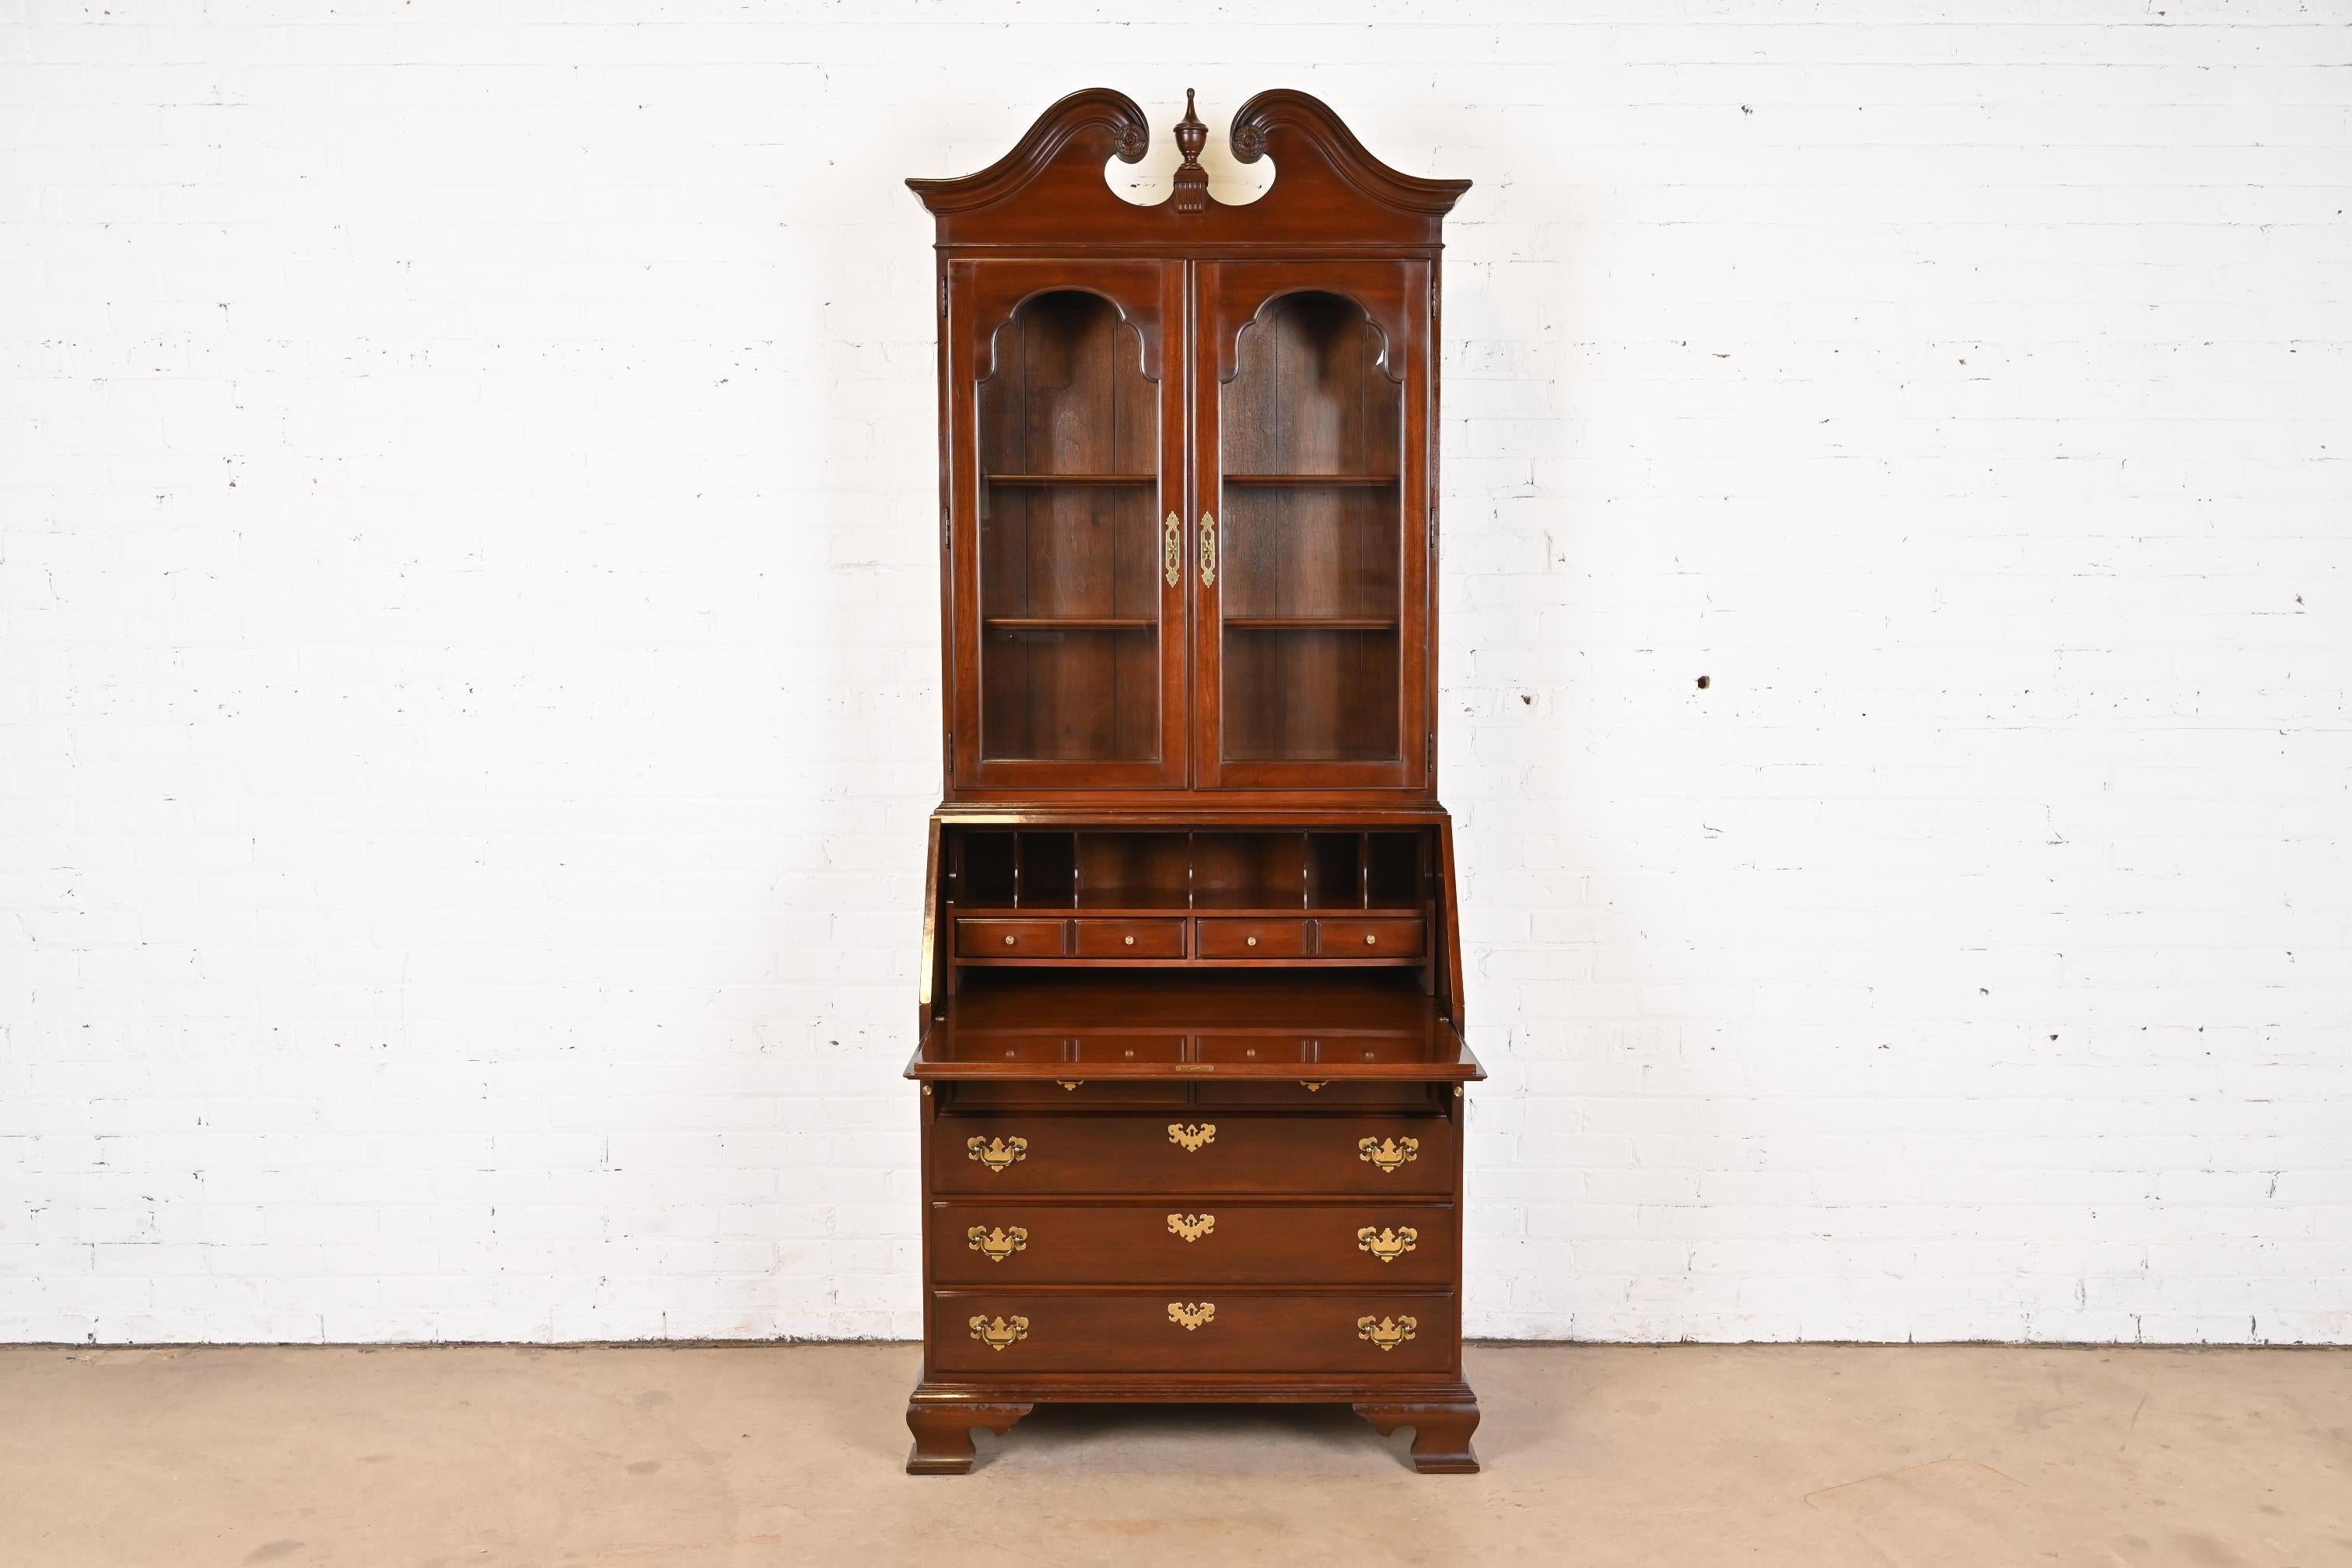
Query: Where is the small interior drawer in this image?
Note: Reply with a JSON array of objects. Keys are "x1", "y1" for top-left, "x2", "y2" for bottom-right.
[
  {"x1": 1072, "y1": 917, "x2": 1185, "y2": 958},
  {"x1": 956, "y1": 918, "x2": 1066, "y2": 958},
  {"x1": 1196, "y1": 918, "x2": 1311, "y2": 958},
  {"x1": 1316, "y1": 915, "x2": 1424, "y2": 958}
]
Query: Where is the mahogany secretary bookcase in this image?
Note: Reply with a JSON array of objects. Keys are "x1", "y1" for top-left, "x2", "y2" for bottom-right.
[{"x1": 902, "y1": 88, "x2": 1480, "y2": 1475}]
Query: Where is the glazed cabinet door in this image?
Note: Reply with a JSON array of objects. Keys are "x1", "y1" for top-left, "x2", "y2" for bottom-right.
[
  {"x1": 1191, "y1": 262, "x2": 1433, "y2": 790},
  {"x1": 947, "y1": 261, "x2": 1189, "y2": 789}
]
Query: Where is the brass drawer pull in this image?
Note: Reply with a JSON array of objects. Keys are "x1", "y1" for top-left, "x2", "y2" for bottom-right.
[
  {"x1": 1164, "y1": 510, "x2": 1182, "y2": 588},
  {"x1": 1123, "y1": 934, "x2": 1136, "y2": 945},
  {"x1": 965, "y1": 1135, "x2": 1027, "y2": 1172},
  {"x1": 1356, "y1": 1314, "x2": 1418, "y2": 1352},
  {"x1": 968, "y1": 1314, "x2": 1028, "y2": 1352},
  {"x1": 1246, "y1": 935, "x2": 1257, "y2": 947},
  {"x1": 1002, "y1": 934, "x2": 1016, "y2": 945},
  {"x1": 1356, "y1": 1135, "x2": 1420, "y2": 1173},
  {"x1": 1167, "y1": 1301, "x2": 1216, "y2": 1331},
  {"x1": 1166, "y1": 1213, "x2": 1215, "y2": 1242},
  {"x1": 966, "y1": 1225, "x2": 1027, "y2": 1263},
  {"x1": 1364, "y1": 933, "x2": 1377, "y2": 945},
  {"x1": 1356, "y1": 1225, "x2": 1419, "y2": 1263},
  {"x1": 1167, "y1": 1122, "x2": 1216, "y2": 1152}
]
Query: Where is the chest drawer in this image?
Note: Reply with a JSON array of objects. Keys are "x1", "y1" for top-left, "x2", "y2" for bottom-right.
[
  {"x1": 931, "y1": 1113, "x2": 1454, "y2": 1196},
  {"x1": 955, "y1": 918, "x2": 1065, "y2": 958},
  {"x1": 933, "y1": 1289, "x2": 1457, "y2": 1377},
  {"x1": 932, "y1": 1200, "x2": 1455, "y2": 1286},
  {"x1": 1196, "y1": 918, "x2": 1311, "y2": 958}
]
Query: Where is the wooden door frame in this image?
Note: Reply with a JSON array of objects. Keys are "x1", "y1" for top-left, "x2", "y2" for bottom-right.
[
  {"x1": 946, "y1": 257, "x2": 1191, "y2": 792},
  {"x1": 1190, "y1": 258, "x2": 1432, "y2": 793}
]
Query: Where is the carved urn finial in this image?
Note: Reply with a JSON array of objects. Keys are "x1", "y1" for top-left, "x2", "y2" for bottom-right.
[{"x1": 1172, "y1": 88, "x2": 1209, "y2": 214}]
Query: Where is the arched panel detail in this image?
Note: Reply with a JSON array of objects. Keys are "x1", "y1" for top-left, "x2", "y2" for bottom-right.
[
  {"x1": 976, "y1": 289, "x2": 1160, "y2": 481},
  {"x1": 978, "y1": 285, "x2": 1160, "y2": 387},
  {"x1": 1219, "y1": 287, "x2": 1406, "y2": 388}
]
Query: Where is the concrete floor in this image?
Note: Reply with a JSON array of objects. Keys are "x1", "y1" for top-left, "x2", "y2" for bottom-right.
[{"x1": 3, "y1": 1344, "x2": 2347, "y2": 1567}]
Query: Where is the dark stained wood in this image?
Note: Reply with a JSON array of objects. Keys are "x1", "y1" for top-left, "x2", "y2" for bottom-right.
[
  {"x1": 907, "y1": 89, "x2": 1475, "y2": 1475},
  {"x1": 906, "y1": 970, "x2": 1482, "y2": 1083},
  {"x1": 1355, "y1": 1398, "x2": 1482, "y2": 1475},
  {"x1": 929, "y1": 1112, "x2": 1454, "y2": 1197},
  {"x1": 1196, "y1": 915, "x2": 1311, "y2": 958},
  {"x1": 904, "y1": 1397, "x2": 1033, "y2": 1475},
  {"x1": 930, "y1": 1290, "x2": 1459, "y2": 1376},
  {"x1": 929, "y1": 1199, "x2": 1458, "y2": 1286}
]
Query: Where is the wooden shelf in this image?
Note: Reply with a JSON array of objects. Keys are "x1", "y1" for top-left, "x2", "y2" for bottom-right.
[
  {"x1": 1223, "y1": 617, "x2": 1400, "y2": 632},
  {"x1": 952, "y1": 895, "x2": 1421, "y2": 915},
  {"x1": 986, "y1": 473, "x2": 1157, "y2": 486},
  {"x1": 984, "y1": 616, "x2": 1155, "y2": 631},
  {"x1": 1223, "y1": 474, "x2": 1400, "y2": 487},
  {"x1": 908, "y1": 971, "x2": 1481, "y2": 1081}
]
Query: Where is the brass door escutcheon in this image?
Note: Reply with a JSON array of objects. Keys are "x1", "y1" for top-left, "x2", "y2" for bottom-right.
[
  {"x1": 1356, "y1": 1135, "x2": 1420, "y2": 1172},
  {"x1": 1165, "y1": 1213, "x2": 1215, "y2": 1243},
  {"x1": 1356, "y1": 1314, "x2": 1418, "y2": 1352},
  {"x1": 1356, "y1": 1225, "x2": 1419, "y2": 1262},
  {"x1": 966, "y1": 1225, "x2": 1027, "y2": 1263},
  {"x1": 965, "y1": 1134, "x2": 1028, "y2": 1172},
  {"x1": 1167, "y1": 1122, "x2": 1216, "y2": 1152},
  {"x1": 1167, "y1": 1301, "x2": 1216, "y2": 1331},
  {"x1": 1199, "y1": 511, "x2": 1216, "y2": 586},
  {"x1": 968, "y1": 1314, "x2": 1029, "y2": 1352},
  {"x1": 1164, "y1": 510, "x2": 1182, "y2": 587}
]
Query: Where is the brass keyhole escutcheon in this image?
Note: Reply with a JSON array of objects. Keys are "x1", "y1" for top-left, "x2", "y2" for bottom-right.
[
  {"x1": 1164, "y1": 510, "x2": 1181, "y2": 588},
  {"x1": 1356, "y1": 1225, "x2": 1419, "y2": 1263},
  {"x1": 1167, "y1": 1122, "x2": 1216, "y2": 1153},
  {"x1": 968, "y1": 1314, "x2": 1028, "y2": 1352},
  {"x1": 1356, "y1": 1314, "x2": 1418, "y2": 1352},
  {"x1": 965, "y1": 1135, "x2": 1028, "y2": 1172},
  {"x1": 1356, "y1": 1136, "x2": 1419, "y2": 1173},
  {"x1": 1199, "y1": 511, "x2": 1216, "y2": 586},
  {"x1": 1166, "y1": 1213, "x2": 1215, "y2": 1243},
  {"x1": 1167, "y1": 1301, "x2": 1216, "y2": 1331},
  {"x1": 966, "y1": 1225, "x2": 1027, "y2": 1263},
  {"x1": 1301, "y1": 1080, "x2": 1327, "y2": 1092},
  {"x1": 1056, "y1": 1080, "x2": 1082, "y2": 1092}
]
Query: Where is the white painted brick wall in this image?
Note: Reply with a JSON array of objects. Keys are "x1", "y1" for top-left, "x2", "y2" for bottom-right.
[{"x1": 3, "y1": 1, "x2": 2347, "y2": 1345}]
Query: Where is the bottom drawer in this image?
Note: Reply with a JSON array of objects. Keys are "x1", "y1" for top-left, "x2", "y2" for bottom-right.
[{"x1": 933, "y1": 1290, "x2": 1456, "y2": 1376}]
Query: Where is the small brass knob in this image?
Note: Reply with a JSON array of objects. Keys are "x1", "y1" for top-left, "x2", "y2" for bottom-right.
[
  {"x1": 1123, "y1": 935, "x2": 1136, "y2": 946},
  {"x1": 1246, "y1": 936, "x2": 1258, "y2": 947},
  {"x1": 1003, "y1": 934, "x2": 1015, "y2": 946},
  {"x1": 1365, "y1": 933, "x2": 1377, "y2": 945}
]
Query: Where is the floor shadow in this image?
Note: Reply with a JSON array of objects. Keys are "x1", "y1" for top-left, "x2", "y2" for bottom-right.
[{"x1": 969, "y1": 1401, "x2": 1419, "y2": 1473}]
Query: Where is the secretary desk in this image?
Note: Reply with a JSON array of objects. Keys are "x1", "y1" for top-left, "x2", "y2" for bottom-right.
[{"x1": 902, "y1": 88, "x2": 1480, "y2": 1474}]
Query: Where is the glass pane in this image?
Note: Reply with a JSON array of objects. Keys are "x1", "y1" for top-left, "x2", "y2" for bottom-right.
[
  {"x1": 975, "y1": 290, "x2": 1162, "y2": 763},
  {"x1": 1219, "y1": 292, "x2": 1402, "y2": 763}
]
